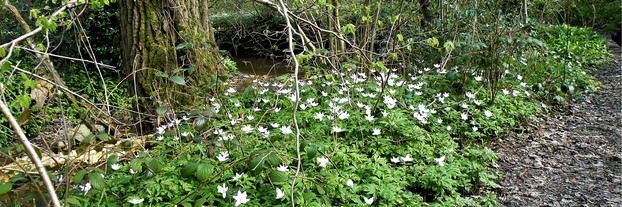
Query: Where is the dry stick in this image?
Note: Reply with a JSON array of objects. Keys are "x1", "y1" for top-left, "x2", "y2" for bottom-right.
[
  {"x1": 275, "y1": 0, "x2": 301, "y2": 206},
  {"x1": 0, "y1": 84, "x2": 61, "y2": 207}
]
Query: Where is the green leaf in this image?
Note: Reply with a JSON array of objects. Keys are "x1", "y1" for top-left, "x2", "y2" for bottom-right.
[
  {"x1": 427, "y1": 37, "x2": 439, "y2": 47},
  {"x1": 341, "y1": 24, "x2": 356, "y2": 35},
  {"x1": 176, "y1": 43, "x2": 186, "y2": 49},
  {"x1": 0, "y1": 183, "x2": 12, "y2": 195},
  {"x1": 169, "y1": 76, "x2": 186, "y2": 85},
  {"x1": 66, "y1": 197, "x2": 81, "y2": 206},
  {"x1": 193, "y1": 198, "x2": 207, "y2": 207},
  {"x1": 73, "y1": 170, "x2": 86, "y2": 185},
  {"x1": 193, "y1": 117, "x2": 206, "y2": 128},
  {"x1": 145, "y1": 158, "x2": 162, "y2": 173},
  {"x1": 315, "y1": 184, "x2": 326, "y2": 195},
  {"x1": 155, "y1": 71, "x2": 169, "y2": 78},
  {"x1": 1, "y1": 61, "x2": 11, "y2": 71},
  {"x1": 87, "y1": 173, "x2": 105, "y2": 189},
  {"x1": 249, "y1": 155, "x2": 264, "y2": 171},
  {"x1": 0, "y1": 47, "x2": 5, "y2": 58},
  {"x1": 443, "y1": 41, "x2": 455, "y2": 53},
  {"x1": 107, "y1": 155, "x2": 118, "y2": 164},
  {"x1": 268, "y1": 171, "x2": 288, "y2": 183},
  {"x1": 266, "y1": 153, "x2": 280, "y2": 166},
  {"x1": 302, "y1": 191, "x2": 316, "y2": 202},
  {"x1": 194, "y1": 163, "x2": 214, "y2": 181},
  {"x1": 97, "y1": 133, "x2": 110, "y2": 141},
  {"x1": 180, "y1": 162, "x2": 198, "y2": 178},
  {"x1": 306, "y1": 145, "x2": 318, "y2": 159},
  {"x1": 397, "y1": 33, "x2": 404, "y2": 42},
  {"x1": 130, "y1": 159, "x2": 143, "y2": 173},
  {"x1": 156, "y1": 106, "x2": 168, "y2": 115}
]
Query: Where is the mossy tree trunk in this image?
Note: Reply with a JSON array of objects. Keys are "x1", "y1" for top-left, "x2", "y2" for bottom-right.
[{"x1": 120, "y1": 0, "x2": 218, "y2": 134}]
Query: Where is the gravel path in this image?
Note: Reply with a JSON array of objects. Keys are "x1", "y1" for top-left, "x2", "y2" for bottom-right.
[{"x1": 494, "y1": 37, "x2": 622, "y2": 206}]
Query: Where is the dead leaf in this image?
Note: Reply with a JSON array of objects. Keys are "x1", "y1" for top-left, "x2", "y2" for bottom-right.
[{"x1": 30, "y1": 78, "x2": 54, "y2": 109}]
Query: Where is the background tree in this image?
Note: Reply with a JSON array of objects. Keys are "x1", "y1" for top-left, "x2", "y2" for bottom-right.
[{"x1": 120, "y1": 0, "x2": 220, "y2": 133}]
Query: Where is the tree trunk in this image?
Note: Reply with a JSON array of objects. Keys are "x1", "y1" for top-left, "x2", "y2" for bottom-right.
[{"x1": 120, "y1": 0, "x2": 218, "y2": 134}]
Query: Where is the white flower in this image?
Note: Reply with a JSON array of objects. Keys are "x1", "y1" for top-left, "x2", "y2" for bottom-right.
[
  {"x1": 280, "y1": 126, "x2": 293, "y2": 135},
  {"x1": 475, "y1": 76, "x2": 482, "y2": 81},
  {"x1": 517, "y1": 75, "x2": 523, "y2": 80},
  {"x1": 435, "y1": 156, "x2": 446, "y2": 167},
  {"x1": 446, "y1": 125, "x2": 452, "y2": 131},
  {"x1": 275, "y1": 188, "x2": 284, "y2": 199},
  {"x1": 78, "y1": 182, "x2": 91, "y2": 195},
  {"x1": 338, "y1": 112, "x2": 350, "y2": 120},
  {"x1": 390, "y1": 157, "x2": 400, "y2": 163},
  {"x1": 363, "y1": 197, "x2": 374, "y2": 205},
  {"x1": 461, "y1": 103, "x2": 468, "y2": 109},
  {"x1": 247, "y1": 115, "x2": 254, "y2": 120},
  {"x1": 502, "y1": 88, "x2": 510, "y2": 95},
  {"x1": 401, "y1": 154, "x2": 413, "y2": 162},
  {"x1": 383, "y1": 96, "x2": 397, "y2": 109},
  {"x1": 466, "y1": 92, "x2": 475, "y2": 99},
  {"x1": 129, "y1": 169, "x2": 135, "y2": 174},
  {"x1": 317, "y1": 156, "x2": 329, "y2": 168},
  {"x1": 314, "y1": 112, "x2": 324, "y2": 121},
  {"x1": 217, "y1": 151, "x2": 229, "y2": 162},
  {"x1": 111, "y1": 163, "x2": 120, "y2": 170},
  {"x1": 217, "y1": 184, "x2": 228, "y2": 198},
  {"x1": 372, "y1": 128, "x2": 381, "y2": 136},
  {"x1": 257, "y1": 126, "x2": 268, "y2": 134},
  {"x1": 461, "y1": 113, "x2": 468, "y2": 120},
  {"x1": 332, "y1": 126, "x2": 343, "y2": 133},
  {"x1": 346, "y1": 179, "x2": 354, "y2": 187},
  {"x1": 277, "y1": 165, "x2": 289, "y2": 172},
  {"x1": 232, "y1": 172, "x2": 244, "y2": 181},
  {"x1": 128, "y1": 198, "x2": 144, "y2": 205},
  {"x1": 233, "y1": 190, "x2": 250, "y2": 206},
  {"x1": 484, "y1": 110, "x2": 492, "y2": 118},
  {"x1": 270, "y1": 123, "x2": 280, "y2": 128},
  {"x1": 472, "y1": 126, "x2": 479, "y2": 132},
  {"x1": 274, "y1": 107, "x2": 281, "y2": 113},
  {"x1": 241, "y1": 125, "x2": 254, "y2": 133},
  {"x1": 156, "y1": 126, "x2": 166, "y2": 134},
  {"x1": 181, "y1": 131, "x2": 190, "y2": 137},
  {"x1": 365, "y1": 114, "x2": 375, "y2": 122},
  {"x1": 156, "y1": 136, "x2": 164, "y2": 141}
]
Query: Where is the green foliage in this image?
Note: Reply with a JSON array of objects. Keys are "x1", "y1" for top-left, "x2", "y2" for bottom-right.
[
  {"x1": 0, "y1": 0, "x2": 612, "y2": 206},
  {"x1": 221, "y1": 56, "x2": 239, "y2": 76}
]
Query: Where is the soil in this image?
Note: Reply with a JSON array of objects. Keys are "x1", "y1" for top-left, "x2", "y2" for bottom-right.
[{"x1": 493, "y1": 36, "x2": 622, "y2": 206}]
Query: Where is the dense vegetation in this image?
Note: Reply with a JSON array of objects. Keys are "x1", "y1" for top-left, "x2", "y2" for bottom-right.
[{"x1": 0, "y1": 0, "x2": 616, "y2": 206}]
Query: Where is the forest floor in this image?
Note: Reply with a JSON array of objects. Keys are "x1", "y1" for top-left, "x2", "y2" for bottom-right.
[{"x1": 493, "y1": 36, "x2": 622, "y2": 206}]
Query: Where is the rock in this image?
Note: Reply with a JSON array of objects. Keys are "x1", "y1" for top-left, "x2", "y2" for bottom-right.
[{"x1": 71, "y1": 124, "x2": 92, "y2": 142}]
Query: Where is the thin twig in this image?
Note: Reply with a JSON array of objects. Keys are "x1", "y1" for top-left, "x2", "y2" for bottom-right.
[
  {"x1": 15, "y1": 46, "x2": 117, "y2": 70},
  {"x1": 276, "y1": 0, "x2": 301, "y2": 206}
]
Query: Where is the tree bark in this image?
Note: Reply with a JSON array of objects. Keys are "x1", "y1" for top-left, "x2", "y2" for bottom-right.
[{"x1": 120, "y1": 0, "x2": 218, "y2": 134}]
